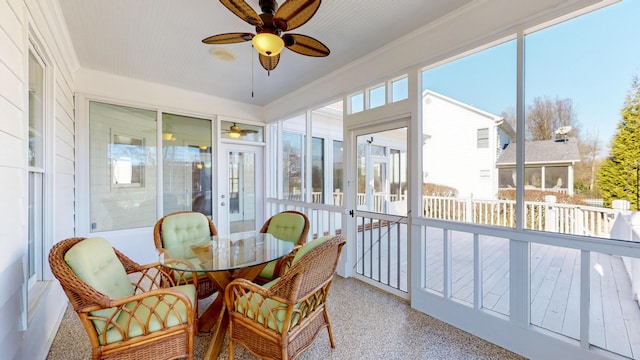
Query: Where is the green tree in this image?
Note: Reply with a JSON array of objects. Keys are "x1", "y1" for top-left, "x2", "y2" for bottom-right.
[{"x1": 597, "y1": 75, "x2": 640, "y2": 210}]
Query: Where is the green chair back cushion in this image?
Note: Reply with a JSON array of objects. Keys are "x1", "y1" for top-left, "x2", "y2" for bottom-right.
[
  {"x1": 64, "y1": 237, "x2": 135, "y2": 333},
  {"x1": 291, "y1": 235, "x2": 333, "y2": 265},
  {"x1": 161, "y1": 212, "x2": 211, "y2": 258},
  {"x1": 266, "y1": 212, "x2": 306, "y2": 244}
]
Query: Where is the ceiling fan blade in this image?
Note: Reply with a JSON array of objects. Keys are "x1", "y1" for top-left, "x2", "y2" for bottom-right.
[
  {"x1": 220, "y1": 0, "x2": 263, "y2": 26},
  {"x1": 273, "y1": 0, "x2": 321, "y2": 31},
  {"x1": 240, "y1": 129, "x2": 259, "y2": 134},
  {"x1": 202, "y1": 32, "x2": 253, "y2": 44},
  {"x1": 283, "y1": 33, "x2": 329, "y2": 57},
  {"x1": 259, "y1": 53, "x2": 280, "y2": 71}
]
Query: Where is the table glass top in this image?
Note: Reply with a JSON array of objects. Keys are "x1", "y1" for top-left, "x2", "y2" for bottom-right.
[{"x1": 158, "y1": 232, "x2": 295, "y2": 272}]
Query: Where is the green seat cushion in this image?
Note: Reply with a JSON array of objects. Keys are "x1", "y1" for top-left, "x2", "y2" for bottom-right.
[
  {"x1": 161, "y1": 212, "x2": 212, "y2": 258},
  {"x1": 100, "y1": 284, "x2": 196, "y2": 345},
  {"x1": 266, "y1": 213, "x2": 306, "y2": 244},
  {"x1": 234, "y1": 279, "x2": 299, "y2": 334},
  {"x1": 64, "y1": 237, "x2": 135, "y2": 334}
]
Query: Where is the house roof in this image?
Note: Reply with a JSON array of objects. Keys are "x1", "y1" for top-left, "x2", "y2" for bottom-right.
[{"x1": 496, "y1": 138, "x2": 581, "y2": 166}]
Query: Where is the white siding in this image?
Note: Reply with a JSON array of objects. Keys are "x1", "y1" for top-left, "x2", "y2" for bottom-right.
[
  {"x1": 422, "y1": 91, "x2": 500, "y2": 198},
  {"x1": 0, "y1": 0, "x2": 77, "y2": 358}
]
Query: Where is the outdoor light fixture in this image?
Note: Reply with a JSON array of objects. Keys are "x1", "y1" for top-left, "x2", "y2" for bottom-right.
[{"x1": 251, "y1": 33, "x2": 284, "y2": 57}]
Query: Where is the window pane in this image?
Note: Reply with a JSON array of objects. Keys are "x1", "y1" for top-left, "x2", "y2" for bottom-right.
[
  {"x1": 333, "y1": 140, "x2": 344, "y2": 205},
  {"x1": 311, "y1": 137, "x2": 324, "y2": 203},
  {"x1": 220, "y1": 120, "x2": 263, "y2": 142},
  {"x1": 524, "y1": 0, "x2": 640, "y2": 237},
  {"x1": 28, "y1": 52, "x2": 44, "y2": 168},
  {"x1": 422, "y1": 40, "x2": 516, "y2": 226},
  {"x1": 89, "y1": 102, "x2": 158, "y2": 231},
  {"x1": 163, "y1": 113, "x2": 212, "y2": 216},
  {"x1": 369, "y1": 84, "x2": 386, "y2": 109},
  {"x1": 392, "y1": 77, "x2": 408, "y2": 102},
  {"x1": 350, "y1": 92, "x2": 364, "y2": 114},
  {"x1": 310, "y1": 100, "x2": 343, "y2": 205},
  {"x1": 28, "y1": 172, "x2": 43, "y2": 281},
  {"x1": 282, "y1": 114, "x2": 306, "y2": 201},
  {"x1": 357, "y1": 128, "x2": 407, "y2": 214}
]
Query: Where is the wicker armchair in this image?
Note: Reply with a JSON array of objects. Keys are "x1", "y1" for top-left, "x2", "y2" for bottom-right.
[
  {"x1": 225, "y1": 234, "x2": 346, "y2": 360},
  {"x1": 154, "y1": 211, "x2": 218, "y2": 299},
  {"x1": 49, "y1": 237, "x2": 197, "y2": 360},
  {"x1": 254, "y1": 210, "x2": 310, "y2": 284}
]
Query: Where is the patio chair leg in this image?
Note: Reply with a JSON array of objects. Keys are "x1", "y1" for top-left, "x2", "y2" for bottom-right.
[
  {"x1": 325, "y1": 310, "x2": 336, "y2": 348},
  {"x1": 229, "y1": 339, "x2": 234, "y2": 360}
]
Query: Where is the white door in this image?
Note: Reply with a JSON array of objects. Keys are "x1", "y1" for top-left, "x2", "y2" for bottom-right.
[
  {"x1": 348, "y1": 120, "x2": 409, "y2": 297},
  {"x1": 217, "y1": 143, "x2": 264, "y2": 235}
]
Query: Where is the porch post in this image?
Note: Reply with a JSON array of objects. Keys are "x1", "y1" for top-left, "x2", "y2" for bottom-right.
[{"x1": 544, "y1": 195, "x2": 557, "y2": 232}]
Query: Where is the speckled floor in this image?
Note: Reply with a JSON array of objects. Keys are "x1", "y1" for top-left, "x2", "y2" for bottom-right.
[{"x1": 47, "y1": 276, "x2": 525, "y2": 359}]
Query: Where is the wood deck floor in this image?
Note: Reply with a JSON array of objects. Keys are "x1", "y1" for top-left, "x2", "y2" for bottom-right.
[
  {"x1": 358, "y1": 225, "x2": 640, "y2": 358},
  {"x1": 425, "y1": 232, "x2": 640, "y2": 358}
]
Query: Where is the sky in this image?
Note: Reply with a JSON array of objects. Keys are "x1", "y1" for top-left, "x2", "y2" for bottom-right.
[{"x1": 421, "y1": 0, "x2": 640, "y2": 156}]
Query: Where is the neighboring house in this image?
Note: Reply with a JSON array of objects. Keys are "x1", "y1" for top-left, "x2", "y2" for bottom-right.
[
  {"x1": 496, "y1": 138, "x2": 581, "y2": 195},
  {"x1": 422, "y1": 90, "x2": 515, "y2": 199}
]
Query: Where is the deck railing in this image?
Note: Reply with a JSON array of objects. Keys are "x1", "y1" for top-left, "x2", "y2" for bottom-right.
[{"x1": 294, "y1": 191, "x2": 619, "y2": 238}]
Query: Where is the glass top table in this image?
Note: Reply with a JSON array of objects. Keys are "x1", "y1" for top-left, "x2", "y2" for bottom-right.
[
  {"x1": 158, "y1": 232, "x2": 295, "y2": 359},
  {"x1": 159, "y1": 232, "x2": 295, "y2": 273}
]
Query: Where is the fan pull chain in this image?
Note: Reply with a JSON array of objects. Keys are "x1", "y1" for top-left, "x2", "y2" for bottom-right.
[{"x1": 251, "y1": 45, "x2": 255, "y2": 98}]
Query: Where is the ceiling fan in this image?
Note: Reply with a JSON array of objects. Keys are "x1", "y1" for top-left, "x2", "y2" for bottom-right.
[
  {"x1": 224, "y1": 123, "x2": 259, "y2": 138},
  {"x1": 202, "y1": 0, "x2": 330, "y2": 73}
]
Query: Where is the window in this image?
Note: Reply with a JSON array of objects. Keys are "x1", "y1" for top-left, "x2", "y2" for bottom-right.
[
  {"x1": 422, "y1": 39, "x2": 516, "y2": 208},
  {"x1": 333, "y1": 140, "x2": 344, "y2": 205},
  {"x1": 391, "y1": 76, "x2": 408, "y2": 102},
  {"x1": 162, "y1": 113, "x2": 212, "y2": 216},
  {"x1": 349, "y1": 92, "x2": 364, "y2": 114},
  {"x1": 27, "y1": 49, "x2": 45, "y2": 288},
  {"x1": 311, "y1": 137, "x2": 324, "y2": 203},
  {"x1": 477, "y1": 128, "x2": 489, "y2": 148},
  {"x1": 282, "y1": 113, "x2": 306, "y2": 201},
  {"x1": 89, "y1": 102, "x2": 158, "y2": 231},
  {"x1": 369, "y1": 84, "x2": 386, "y2": 109}
]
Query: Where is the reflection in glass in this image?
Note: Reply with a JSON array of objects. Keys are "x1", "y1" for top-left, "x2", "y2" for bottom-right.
[
  {"x1": 89, "y1": 102, "x2": 158, "y2": 231},
  {"x1": 228, "y1": 151, "x2": 256, "y2": 233},
  {"x1": 162, "y1": 113, "x2": 212, "y2": 216},
  {"x1": 220, "y1": 120, "x2": 263, "y2": 142},
  {"x1": 282, "y1": 114, "x2": 306, "y2": 201},
  {"x1": 311, "y1": 137, "x2": 324, "y2": 203},
  {"x1": 333, "y1": 140, "x2": 344, "y2": 205}
]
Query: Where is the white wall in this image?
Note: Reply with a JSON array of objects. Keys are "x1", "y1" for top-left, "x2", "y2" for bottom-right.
[
  {"x1": 423, "y1": 91, "x2": 501, "y2": 198},
  {"x1": 0, "y1": 0, "x2": 77, "y2": 359}
]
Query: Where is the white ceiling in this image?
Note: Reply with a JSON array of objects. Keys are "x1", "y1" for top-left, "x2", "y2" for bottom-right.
[{"x1": 58, "y1": 0, "x2": 472, "y2": 106}]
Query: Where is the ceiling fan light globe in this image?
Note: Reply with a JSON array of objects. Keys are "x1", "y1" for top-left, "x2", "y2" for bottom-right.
[
  {"x1": 228, "y1": 131, "x2": 242, "y2": 139},
  {"x1": 252, "y1": 33, "x2": 284, "y2": 56}
]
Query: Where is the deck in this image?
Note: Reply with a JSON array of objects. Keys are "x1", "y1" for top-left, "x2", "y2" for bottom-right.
[
  {"x1": 425, "y1": 231, "x2": 640, "y2": 358},
  {"x1": 357, "y1": 224, "x2": 640, "y2": 358}
]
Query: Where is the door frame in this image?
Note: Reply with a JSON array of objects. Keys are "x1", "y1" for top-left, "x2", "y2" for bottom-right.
[{"x1": 344, "y1": 117, "x2": 411, "y2": 296}]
